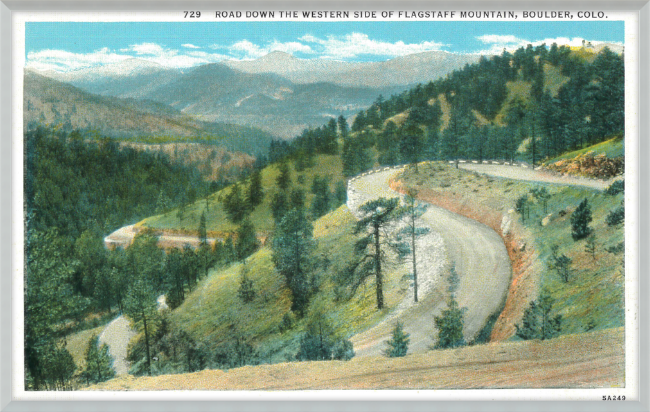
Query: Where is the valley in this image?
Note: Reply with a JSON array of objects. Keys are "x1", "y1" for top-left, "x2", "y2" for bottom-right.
[{"x1": 23, "y1": 39, "x2": 627, "y2": 392}]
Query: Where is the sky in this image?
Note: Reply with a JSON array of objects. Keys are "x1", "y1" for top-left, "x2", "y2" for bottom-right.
[{"x1": 25, "y1": 21, "x2": 625, "y2": 72}]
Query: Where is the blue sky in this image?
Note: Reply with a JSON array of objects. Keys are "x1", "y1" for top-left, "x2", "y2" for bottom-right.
[{"x1": 25, "y1": 21, "x2": 625, "y2": 72}]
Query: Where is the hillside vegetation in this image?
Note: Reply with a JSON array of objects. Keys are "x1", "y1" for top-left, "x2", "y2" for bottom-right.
[
  {"x1": 395, "y1": 159, "x2": 624, "y2": 340},
  {"x1": 25, "y1": 42, "x2": 626, "y2": 391},
  {"x1": 89, "y1": 327, "x2": 623, "y2": 390}
]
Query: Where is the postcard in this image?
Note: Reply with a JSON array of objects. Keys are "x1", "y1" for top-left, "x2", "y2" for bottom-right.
[{"x1": 7, "y1": 2, "x2": 641, "y2": 406}]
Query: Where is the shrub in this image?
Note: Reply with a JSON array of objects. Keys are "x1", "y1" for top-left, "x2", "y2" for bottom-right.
[
  {"x1": 515, "y1": 291, "x2": 562, "y2": 340},
  {"x1": 433, "y1": 296, "x2": 466, "y2": 349},
  {"x1": 604, "y1": 179, "x2": 624, "y2": 196},
  {"x1": 570, "y1": 198, "x2": 592, "y2": 240},
  {"x1": 606, "y1": 204, "x2": 624, "y2": 227},
  {"x1": 384, "y1": 322, "x2": 410, "y2": 358}
]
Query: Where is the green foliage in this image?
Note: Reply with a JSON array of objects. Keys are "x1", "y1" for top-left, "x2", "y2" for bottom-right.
[
  {"x1": 515, "y1": 291, "x2": 562, "y2": 340},
  {"x1": 222, "y1": 184, "x2": 248, "y2": 223},
  {"x1": 515, "y1": 195, "x2": 530, "y2": 222},
  {"x1": 296, "y1": 313, "x2": 354, "y2": 361},
  {"x1": 395, "y1": 191, "x2": 429, "y2": 302},
  {"x1": 81, "y1": 334, "x2": 115, "y2": 385},
  {"x1": 585, "y1": 234, "x2": 597, "y2": 260},
  {"x1": 272, "y1": 209, "x2": 317, "y2": 315},
  {"x1": 447, "y1": 264, "x2": 460, "y2": 294},
  {"x1": 246, "y1": 170, "x2": 264, "y2": 209},
  {"x1": 237, "y1": 265, "x2": 256, "y2": 304},
  {"x1": 270, "y1": 192, "x2": 289, "y2": 225},
  {"x1": 571, "y1": 198, "x2": 593, "y2": 240},
  {"x1": 236, "y1": 219, "x2": 260, "y2": 261},
  {"x1": 548, "y1": 245, "x2": 573, "y2": 283},
  {"x1": 276, "y1": 162, "x2": 292, "y2": 190},
  {"x1": 530, "y1": 186, "x2": 551, "y2": 214},
  {"x1": 123, "y1": 278, "x2": 158, "y2": 376},
  {"x1": 433, "y1": 296, "x2": 465, "y2": 349},
  {"x1": 341, "y1": 197, "x2": 404, "y2": 310},
  {"x1": 604, "y1": 179, "x2": 624, "y2": 196},
  {"x1": 606, "y1": 202, "x2": 625, "y2": 227},
  {"x1": 310, "y1": 175, "x2": 332, "y2": 219},
  {"x1": 384, "y1": 322, "x2": 410, "y2": 358}
]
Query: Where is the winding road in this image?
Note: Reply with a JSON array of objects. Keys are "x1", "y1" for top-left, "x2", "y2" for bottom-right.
[
  {"x1": 347, "y1": 168, "x2": 511, "y2": 356},
  {"x1": 457, "y1": 162, "x2": 616, "y2": 190}
]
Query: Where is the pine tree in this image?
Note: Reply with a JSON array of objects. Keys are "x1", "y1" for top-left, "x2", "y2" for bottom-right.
[
  {"x1": 272, "y1": 209, "x2": 316, "y2": 315},
  {"x1": 341, "y1": 198, "x2": 404, "y2": 310},
  {"x1": 198, "y1": 211, "x2": 207, "y2": 247},
  {"x1": 434, "y1": 295, "x2": 465, "y2": 349},
  {"x1": 397, "y1": 190, "x2": 429, "y2": 303},
  {"x1": 246, "y1": 170, "x2": 264, "y2": 209},
  {"x1": 571, "y1": 198, "x2": 593, "y2": 240},
  {"x1": 515, "y1": 291, "x2": 562, "y2": 340},
  {"x1": 237, "y1": 264, "x2": 256, "y2": 303},
  {"x1": 548, "y1": 245, "x2": 572, "y2": 283},
  {"x1": 81, "y1": 334, "x2": 115, "y2": 385},
  {"x1": 384, "y1": 322, "x2": 410, "y2": 357},
  {"x1": 276, "y1": 162, "x2": 292, "y2": 191},
  {"x1": 585, "y1": 234, "x2": 597, "y2": 261},
  {"x1": 236, "y1": 219, "x2": 259, "y2": 261},
  {"x1": 123, "y1": 278, "x2": 157, "y2": 376}
]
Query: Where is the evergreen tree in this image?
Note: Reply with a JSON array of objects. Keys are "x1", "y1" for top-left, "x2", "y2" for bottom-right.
[
  {"x1": 198, "y1": 211, "x2": 207, "y2": 247},
  {"x1": 272, "y1": 209, "x2": 316, "y2": 315},
  {"x1": 341, "y1": 198, "x2": 404, "y2": 310},
  {"x1": 515, "y1": 291, "x2": 562, "y2": 340},
  {"x1": 384, "y1": 322, "x2": 410, "y2": 358},
  {"x1": 571, "y1": 198, "x2": 593, "y2": 240},
  {"x1": 237, "y1": 264, "x2": 256, "y2": 303},
  {"x1": 276, "y1": 162, "x2": 292, "y2": 191},
  {"x1": 396, "y1": 190, "x2": 429, "y2": 303},
  {"x1": 290, "y1": 188, "x2": 306, "y2": 210},
  {"x1": 434, "y1": 295, "x2": 465, "y2": 349},
  {"x1": 548, "y1": 245, "x2": 573, "y2": 283},
  {"x1": 338, "y1": 115, "x2": 349, "y2": 139},
  {"x1": 585, "y1": 234, "x2": 597, "y2": 261},
  {"x1": 81, "y1": 334, "x2": 115, "y2": 385},
  {"x1": 123, "y1": 278, "x2": 157, "y2": 376},
  {"x1": 246, "y1": 170, "x2": 264, "y2": 209},
  {"x1": 236, "y1": 219, "x2": 260, "y2": 261},
  {"x1": 222, "y1": 184, "x2": 248, "y2": 223}
]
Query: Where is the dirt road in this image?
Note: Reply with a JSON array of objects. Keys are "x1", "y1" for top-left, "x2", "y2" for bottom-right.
[
  {"x1": 103, "y1": 224, "x2": 221, "y2": 250},
  {"x1": 98, "y1": 315, "x2": 137, "y2": 375},
  {"x1": 458, "y1": 163, "x2": 616, "y2": 190},
  {"x1": 347, "y1": 168, "x2": 511, "y2": 356}
]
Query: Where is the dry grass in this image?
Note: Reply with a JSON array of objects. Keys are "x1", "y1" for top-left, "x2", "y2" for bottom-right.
[{"x1": 87, "y1": 327, "x2": 623, "y2": 390}]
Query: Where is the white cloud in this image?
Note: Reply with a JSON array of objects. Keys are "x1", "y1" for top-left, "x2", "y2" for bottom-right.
[
  {"x1": 299, "y1": 33, "x2": 446, "y2": 59},
  {"x1": 214, "y1": 39, "x2": 313, "y2": 60},
  {"x1": 25, "y1": 48, "x2": 132, "y2": 72},
  {"x1": 181, "y1": 43, "x2": 201, "y2": 49},
  {"x1": 477, "y1": 34, "x2": 522, "y2": 45},
  {"x1": 120, "y1": 42, "x2": 169, "y2": 56}
]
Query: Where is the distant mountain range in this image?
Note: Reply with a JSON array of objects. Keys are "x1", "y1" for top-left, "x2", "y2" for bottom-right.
[
  {"x1": 29, "y1": 51, "x2": 481, "y2": 139},
  {"x1": 23, "y1": 71, "x2": 274, "y2": 156}
]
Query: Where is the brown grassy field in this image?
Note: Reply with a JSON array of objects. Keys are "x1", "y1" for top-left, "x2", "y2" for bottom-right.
[{"x1": 87, "y1": 328, "x2": 623, "y2": 390}]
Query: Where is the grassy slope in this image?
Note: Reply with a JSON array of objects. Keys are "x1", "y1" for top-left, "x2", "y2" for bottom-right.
[
  {"x1": 397, "y1": 161, "x2": 624, "y2": 337},
  {"x1": 88, "y1": 327, "x2": 624, "y2": 390},
  {"x1": 171, "y1": 205, "x2": 409, "y2": 362},
  {"x1": 65, "y1": 326, "x2": 105, "y2": 377},
  {"x1": 545, "y1": 136, "x2": 625, "y2": 163},
  {"x1": 139, "y1": 154, "x2": 346, "y2": 235}
]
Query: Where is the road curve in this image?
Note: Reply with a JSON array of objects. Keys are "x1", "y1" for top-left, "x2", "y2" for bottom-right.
[
  {"x1": 347, "y1": 168, "x2": 511, "y2": 356},
  {"x1": 457, "y1": 162, "x2": 616, "y2": 190},
  {"x1": 98, "y1": 315, "x2": 137, "y2": 375}
]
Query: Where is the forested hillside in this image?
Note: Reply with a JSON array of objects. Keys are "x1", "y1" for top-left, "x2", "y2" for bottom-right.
[
  {"x1": 24, "y1": 42, "x2": 626, "y2": 390},
  {"x1": 23, "y1": 127, "x2": 211, "y2": 390},
  {"x1": 286, "y1": 44, "x2": 623, "y2": 172}
]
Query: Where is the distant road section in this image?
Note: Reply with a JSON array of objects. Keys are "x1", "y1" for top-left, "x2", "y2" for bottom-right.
[
  {"x1": 98, "y1": 315, "x2": 137, "y2": 376},
  {"x1": 103, "y1": 224, "x2": 220, "y2": 250},
  {"x1": 458, "y1": 163, "x2": 617, "y2": 190},
  {"x1": 347, "y1": 168, "x2": 511, "y2": 356}
]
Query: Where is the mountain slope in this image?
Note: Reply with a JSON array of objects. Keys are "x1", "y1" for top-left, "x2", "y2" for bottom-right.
[
  {"x1": 140, "y1": 63, "x2": 400, "y2": 138},
  {"x1": 225, "y1": 51, "x2": 481, "y2": 88},
  {"x1": 23, "y1": 71, "x2": 274, "y2": 155}
]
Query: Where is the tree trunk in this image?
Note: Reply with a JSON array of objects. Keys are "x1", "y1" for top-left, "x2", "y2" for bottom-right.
[
  {"x1": 142, "y1": 312, "x2": 151, "y2": 375},
  {"x1": 411, "y1": 216, "x2": 418, "y2": 303},
  {"x1": 373, "y1": 223, "x2": 384, "y2": 310}
]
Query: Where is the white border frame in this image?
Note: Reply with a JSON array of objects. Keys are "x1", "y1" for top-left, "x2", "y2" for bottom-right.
[{"x1": 2, "y1": 1, "x2": 648, "y2": 411}]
